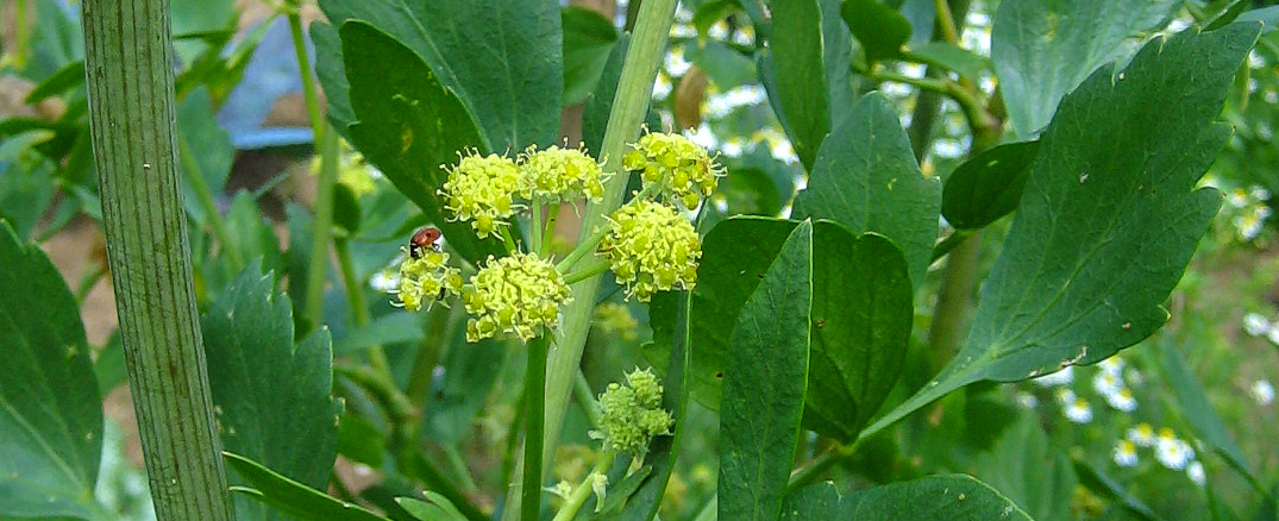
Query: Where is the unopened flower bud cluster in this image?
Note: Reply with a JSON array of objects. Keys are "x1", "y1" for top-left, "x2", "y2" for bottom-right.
[{"x1": 590, "y1": 368, "x2": 674, "y2": 455}]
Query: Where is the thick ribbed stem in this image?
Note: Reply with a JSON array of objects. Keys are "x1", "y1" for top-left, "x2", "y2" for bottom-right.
[{"x1": 81, "y1": 0, "x2": 234, "y2": 519}]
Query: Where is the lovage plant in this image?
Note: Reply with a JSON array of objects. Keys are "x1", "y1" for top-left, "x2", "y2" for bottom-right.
[{"x1": 4, "y1": 0, "x2": 1279, "y2": 521}]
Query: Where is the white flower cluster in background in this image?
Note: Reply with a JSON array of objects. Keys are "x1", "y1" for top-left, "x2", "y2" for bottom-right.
[
  {"x1": 1118, "y1": 422, "x2": 1207, "y2": 486},
  {"x1": 1226, "y1": 185, "x2": 1272, "y2": 242}
]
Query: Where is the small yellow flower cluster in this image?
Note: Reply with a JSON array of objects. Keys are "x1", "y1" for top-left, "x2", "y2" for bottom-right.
[
  {"x1": 441, "y1": 151, "x2": 523, "y2": 238},
  {"x1": 395, "y1": 249, "x2": 462, "y2": 312},
  {"x1": 463, "y1": 252, "x2": 572, "y2": 342},
  {"x1": 600, "y1": 200, "x2": 701, "y2": 302},
  {"x1": 593, "y1": 302, "x2": 639, "y2": 341},
  {"x1": 519, "y1": 145, "x2": 608, "y2": 203},
  {"x1": 622, "y1": 131, "x2": 723, "y2": 208},
  {"x1": 590, "y1": 368, "x2": 674, "y2": 455}
]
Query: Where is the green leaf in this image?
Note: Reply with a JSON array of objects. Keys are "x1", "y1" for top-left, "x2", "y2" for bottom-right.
[
  {"x1": 1206, "y1": 0, "x2": 1252, "y2": 31},
  {"x1": 972, "y1": 414, "x2": 1076, "y2": 521},
  {"x1": 803, "y1": 226, "x2": 912, "y2": 442},
  {"x1": 25, "y1": 60, "x2": 84, "y2": 104},
  {"x1": 1071, "y1": 459, "x2": 1164, "y2": 521},
  {"x1": 334, "y1": 312, "x2": 423, "y2": 356},
  {"x1": 841, "y1": 0, "x2": 913, "y2": 63},
  {"x1": 780, "y1": 475, "x2": 1034, "y2": 520},
  {"x1": 718, "y1": 221, "x2": 812, "y2": 521},
  {"x1": 906, "y1": 41, "x2": 989, "y2": 80},
  {"x1": 204, "y1": 263, "x2": 343, "y2": 521},
  {"x1": 397, "y1": 494, "x2": 468, "y2": 521},
  {"x1": 224, "y1": 452, "x2": 391, "y2": 521},
  {"x1": 862, "y1": 25, "x2": 1262, "y2": 440},
  {"x1": 793, "y1": 92, "x2": 940, "y2": 286},
  {"x1": 0, "y1": 222, "x2": 102, "y2": 520},
  {"x1": 318, "y1": 0, "x2": 563, "y2": 150},
  {"x1": 339, "y1": 20, "x2": 506, "y2": 265},
  {"x1": 768, "y1": 0, "x2": 830, "y2": 170},
  {"x1": 693, "y1": 0, "x2": 743, "y2": 38},
  {"x1": 941, "y1": 140, "x2": 1040, "y2": 230},
  {"x1": 562, "y1": 7, "x2": 619, "y2": 106},
  {"x1": 1237, "y1": 6, "x2": 1279, "y2": 32},
  {"x1": 177, "y1": 86, "x2": 233, "y2": 225},
  {"x1": 582, "y1": 35, "x2": 661, "y2": 157},
  {"x1": 425, "y1": 329, "x2": 505, "y2": 445},
  {"x1": 991, "y1": 0, "x2": 1177, "y2": 137},
  {"x1": 312, "y1": 22, "x2": 355, "y2": 132},
  {"x1": 171, "y1": 0, "x2": 235, "y2": 63}
]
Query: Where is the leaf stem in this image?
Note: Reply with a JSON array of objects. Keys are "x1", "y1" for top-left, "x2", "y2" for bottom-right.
[
  {"x1": 531, "y1": 202, "x2": 544, "y2": 255},
  {"x1": 933, "y1": 0, "x2": 961, "y2": 45},
  {"x1": 305, "y1": 126, "x2": 340, "y2": 330},
  {"x1": 563, "y1": 259, "x2": 612, "y2": 285},
  {"x1": 285, "y1": 6, "x2": 325, "y2": 142},
  {"x1": 550, "y1": 449, "x2": 615, "y2": 521},
  {"x1": 574, "y1": 369, "x2": 602, "y2": 426},
  {"x1": 522, "y1": 335, "x2": 550, "y2": 521},
  {"x1": 178, "y1": 133, "x2": 241, "y2": 270},
  {"x1": 540, "y1": 203, "x2": 561, "y2": 258},
  {"x1": 334, "y1": 237, "x2": 392, "y2": 378}
]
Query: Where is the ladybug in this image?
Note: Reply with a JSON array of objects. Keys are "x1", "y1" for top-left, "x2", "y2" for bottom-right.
[{"x1": 409, "y1": 226, "x2": 442, "y2": 259}]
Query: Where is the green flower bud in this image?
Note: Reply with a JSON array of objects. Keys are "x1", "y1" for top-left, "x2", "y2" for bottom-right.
[
  {"x1": 441, "y1": 150, "x2": 522, "y2": 238},
  {"x1": 590, "y1": 368, "x2": 674, "y2": 456},
  {"x1": 463, "y1": 252, "x2": 572, "y2": 342},
  {"x1": 518, "y1": 144, "x2": 609, "y2": 203},
  {"x1": 599, "y1": 200, "x2": 702, "y2": 302},
  {"x1": 623, "y1": 132, "x2": 723, "y2": 208}
]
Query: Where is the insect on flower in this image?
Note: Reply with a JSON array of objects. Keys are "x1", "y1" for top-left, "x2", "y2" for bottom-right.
[{"x1": 409, "y1": 226, "x2": 443, "y2": 259}]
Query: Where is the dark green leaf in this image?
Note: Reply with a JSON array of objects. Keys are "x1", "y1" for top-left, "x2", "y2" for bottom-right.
[
  {"x1": 907, "y1": 42, "x2": 989, "y2": 80},
  {"x1": 425, "y1": 330, "x2": 505, "y2": 445},
  {"x1": 781, "y1": 475, "x2": 1034, "y2": 520},
  {"x1": 397, "y1": 495, "x2": 467, "y2": 521},
  {"x1": 0, "y1": 222, "x2": 101, "y2": 520},
  {"x1": 991, "y1": 0, "x2": 1177, "y2": 137},
  {"x1": 178, "y1": 87, "x2": 233, "y2": 225},
  {"x1": 583, "y1": 35, "x2": 661, "y2": 157},
  {"x1": 171, "y1": 0, "x2": 235, "y2": 63},
  {"x1": 336, "y1": 411, "x2": 385, "y2": 468},
  {"x1": 318, "y1": 0, "x2": 563, "y2": 150},
  {"x1": 333, "y1": 183, "x2": 362, "y2": 235},
  {"x1": 1158, "y1": 342, "x2": 1260, "y2": 489},
  {"x1": 25, "y1": 60, "x2": 84, "y2": 104},
  {"x1": 863, "y1": 25, "x2": 1262, "y2": 439},
  {"x1": 334, "y1": 311, "x2": 423, "y2": 356},
  {"x1": 93, "y1": 332, "x2": 127, "y2": 397},
  {"x1": 286, "y1": 204, "x2": 315, "y2": 333},
  {"x1": 312, "y1": 23, "x2": 355, "y2": 133},
  {"x1": 339, "y1": 20, "x2": 507, "y2": 265},
  {"x1": 1071, "y1": 459, "x2": 1164, "y2": 521},
  {"x1": 793, "y1": 92, "x2": 940, "y2": 286},
  {"x1": 768, "y1": 0, "x2": 830, "y2": 170},
  {"x1": 718, "y1": 168, "x2": 783, "y2": 216},
  {"x1": 0, "y1": 132, "x2": 59, "y2": 239},
  {"x1": 718, "y1": 221, "x2": 812, "y2": 521},
  {"x1": 224, "y1": 452, "x2": 390, "y2": 521},
  {"x1": 972, "y1": 414, "x2": 1076, "y2": 521},
  {"x1": 204, "y1": 263, "x2": 343, "y2": 521},
  {"x1": 1206, "y1": 0, "x2": 1252, "y2": 31},
  {"x1": 1236, "y1": 6, "x2": 1279, "y2": 32},
  {"x1": 841, "y1": 0, "x2": 913, "y2": 63},
  {"x1": 941, "y1": 140, "x2": 1040, "y2": 229},
  {"x1": 562, "y1": 7, "x2": 619, "y2": 106},
  {"x1": 803, "y1": 225, "x2": 912, "y2": 442}
]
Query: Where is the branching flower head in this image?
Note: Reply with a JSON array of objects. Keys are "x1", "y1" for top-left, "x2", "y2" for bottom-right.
[
  {"x1": 622, "y1": 131, "x2": 723, "y2": 208},
  {"x1": 463, "y1": 252, "x2": 571, "y2": 342},
  {"x1": 519, "y1": 144, "x2": 608, "y2": 203},
  {"x1": 599, "y1": 200, "x2": 701, "y2": 302},
  {"x1": 441, "y1": 150, "x2": 522, "y2": 238},
  {"x1": 590, "y1": 368, "x2": 674, "y2": 456},
  {"x1": 394, "y1": 249, "x2": 462, "y2": 312}
]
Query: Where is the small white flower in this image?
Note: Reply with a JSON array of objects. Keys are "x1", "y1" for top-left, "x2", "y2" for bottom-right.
[
  {"x1": 1113, "y1": 439, "x2": 1138, "y2": 467},
  {"x1": 1065, "y1": 398, "x2": 1093, "y2": 424},
  {"x1": 370, "y1": 269, "x2": 401, "y2": 292},
  {"x1": 1267, "y1": 327, "x2": 1279, "y2": 347},
  {"x1": 1015, "y1": 391, "x2": 1039, "y2": 409},
  {"x1": 1228, "y1": 188, "x2": 1250, "y2": 208},
  {"x1": 1250, "y1": 185, "x2": 1271, "y2": 202},
  {"x1": 1155, "y1": 429, "x2": 1194, "y2": 470},
  {"x1": 1127, "y1": 423, "x2": 1156, "y2": 447},
  {"x1": 1099, "y1": 356, "x2": 1126, "y2": 377},
  {"x1": 1055, "y1": 388, "x2": 1076, "y2": 405},
  {"x1": 1034, "y1": 366, "x2": 1075, "y2": 387},
  {"x1": 1093, "y1": 371, "x2": 1123, "y2": 397},
  {"x1": 1187, "y1": 461, "x2": 1206, "y2": 486},
  {"x1": 1244, "y1": 313, "x2": 1271, "y2": 337},
  {"x1": 1105, "y1": 387, "x2": 1137, "y2": 412},
  {"x1": 1252, "y1": 379, "x2": 1275, "y2": 406}
]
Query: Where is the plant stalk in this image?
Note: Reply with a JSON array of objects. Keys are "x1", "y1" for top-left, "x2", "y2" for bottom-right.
[
  {"x1": 522, "y1": 335, "x2": 550, "y2": 521},
  {"x1": 81, "y1": 0, "x2": 235, "y2": 518}
]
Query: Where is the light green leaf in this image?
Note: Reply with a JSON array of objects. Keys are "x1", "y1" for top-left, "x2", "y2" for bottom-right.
[
  {"x1": 842, "y1": 0, "x2": 913, "y2": 63},
  {"x1": 177, "y1": 86, "x2": 233, "y2": 226},
  {"x1": 941, "y1": 140, "x2": 1040, "y2": 230},
  {"x1": 718, "y1": 221, "x2": 812, "y2": 521},
  {"x1": 992, "y1": 0, "x2": 1177, "y2": 137},
  {"x1": 317, "y1": 0, "x2": 563, "y2": 150},
  {"x1": 0, "y1": 222, "x2": 102, "y2": 520},
  {"x1": 780, "y1": 475, "x2": 1034, "y2": 520},
  {"x1": 793, "y1": 92, "x2": 940, "y2": 286},
  {"x1": 767, "y1": 0, "x2": 829, "y2": 170},
  {"x1": 907, "y1": 41, "x2": 989, "y2": 80},
  {"x1": 972, "y1": 414, "x2": 1076, "y2": 521},
  {"x1": 204, "y1": 263, "x2": 343, "y2": 521},
  {"x1": 803, "y1": 226, "x2": 912, "y2": 442},
  {"x1": 397, "y1": 494, "x2": 468, "y2": 521},
  {"x1": 862, "y1": 25, "x2": 1262, "y2": 441},
  {"x1": 339, "y1": 20, "x2": 507, "y2": 265},
  {"x1": 224, "y1": 452, "x2": 390, "y2": 521},
  {"x1": 562, "y1": 7, "x2": 618, "y2": 106}
]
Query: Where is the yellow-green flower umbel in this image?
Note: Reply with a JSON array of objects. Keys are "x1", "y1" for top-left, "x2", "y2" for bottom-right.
[
  {"x1": 622, "y1": 131, "x2": 723, "y2": 208},
  {"x1": 599, "y1": 200, "x2": 701, "y2": 302},
  {"x1": 590, "y1": 368, "x2": 674, "y2": 456},
  {"x1": 463, "y1": 252, "x2": 572, "y2": 342},
  {"x1": 394, "y1": 248, "x2": 463, "y2": 312},
  {"x1": 519, "y1": 144, "x2": 608, "y2": 203},
  {"x1": 441, "y1": 150, "x2": 522, "y2": 238}
]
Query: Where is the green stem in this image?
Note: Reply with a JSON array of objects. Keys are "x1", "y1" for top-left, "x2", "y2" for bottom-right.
[
  {"x1": 574, "y1": 369, "x2": 602, "y2": 426},
  {"x1": 502, "y1": 1, "x2": 678, "y2": 518},
  {"x1": 501, "y1": 225, "x2": 521, "y2": 254},
  {"x1": 286, "y1": 7, "x2": 325, "y2": 142},
  {"x1": 74, "y1": 265, "x2": 105, "y2": 303},
  {"x1": 305, "y1": 126, "x2": 340, "y2": 330},
  {"x1": 11, "y1": 0, "x2": 29, "y2": 69},
  {"x1": 81, "y1": 0, "x2": 234, "y2": 518},
  {"x1": 550, "y1": 450, "x2": 615, "y2": 521},
  {"x1": 406, "y1": 305, "x2": 455, "y2": 413},
  {"x1": 522, "y1": 335, "x2": 551, "y2": 521},
  {"x1": 563, "y1": 259, "x2": 612, "y2": 285},
  {"x1": 531, "y1": 202, "x2": 544, "y2": 256},
  {"x1": 555, "y1": 225, "x2": 610, "y2": 273},
  {"x1": 930, "y1": 228, "x2": 973, "y2": 264},
  {"x1": 444, "y1": 443, "x2": 481, "y2": 493},
  {"x1": 335, "y1": 238, "x2": 393, "y2": 378},
  {"x1": 540, "y1": 203, "x2": 561, "y2": 258},
  {"x1": 933, "y1": 0, "x2": 961, "y2": 45},
  {"x1": 178, "y1": 133, "x2": 242, "y2": 270}
]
